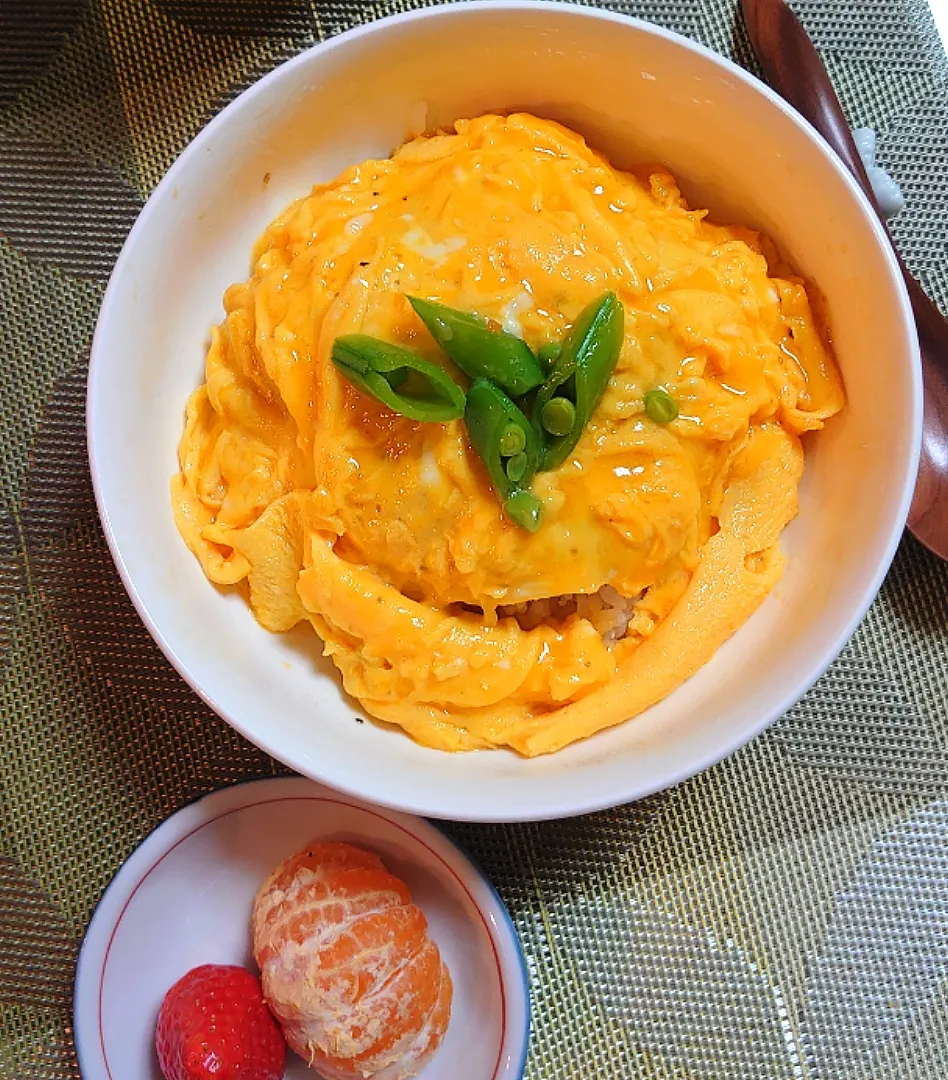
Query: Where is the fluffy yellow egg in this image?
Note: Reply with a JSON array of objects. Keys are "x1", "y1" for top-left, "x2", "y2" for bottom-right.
[{"x1": 172, "y1": 113, "x2": 843, "y2": 755}]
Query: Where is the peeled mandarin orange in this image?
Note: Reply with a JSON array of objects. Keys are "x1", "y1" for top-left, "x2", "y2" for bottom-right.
[{"x1": 251, "y1": 841, "x2": 453, "y2": 1080}]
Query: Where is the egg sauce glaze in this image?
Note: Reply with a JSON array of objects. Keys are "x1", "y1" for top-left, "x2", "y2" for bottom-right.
[{"x1": 172, "y1": 114, "x2": 843, "y2": 755}]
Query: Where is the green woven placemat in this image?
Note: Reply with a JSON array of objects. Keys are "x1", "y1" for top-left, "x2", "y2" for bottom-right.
[{"x1": 1, "y1": 1, "x2": 947, "y2": 1077}]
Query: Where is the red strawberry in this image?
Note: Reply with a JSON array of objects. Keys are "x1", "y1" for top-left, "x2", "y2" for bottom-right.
[{"x1": 155, "y1": 963, "x2": 285, "y2": 1080}]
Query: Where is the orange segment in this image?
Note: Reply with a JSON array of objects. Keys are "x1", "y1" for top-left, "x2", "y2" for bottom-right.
[
  {"x1": 340, "y1": 940, "x2": 443, "y2": 1065},
  {"x1": 255, "y1": 841, "x2": 383, "y2": 900},
  {"x1": 255, "y1": 866, "x2": 413, "y2": 967},
  {"x1": 252, "y1": 841, "x2": 453, "y2": 1080}
]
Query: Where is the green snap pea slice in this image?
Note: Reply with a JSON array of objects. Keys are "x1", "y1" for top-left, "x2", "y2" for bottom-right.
[
  {"x1": 540, "y1": 397, "x2": 576, "y2": 438},
  {"x1": 503, "y1": 491, "x2": 544, "y2": 533},
  {"x1": 505, "y1": 452, "x2": 529, "y2": 483},
  {"x1": 499, "y1": 424, "x2": 527, "y2": 458},
  {"x1": 537, "y1": 342, "x2": 562, "y2": 370},
  {"x1": 644, "y1": 388, "x2": 679, "y2": 424},
  {"x1": 332, "y1": 335, "x2": 465, "y2": 422},
  {"x1": 464, "y1": 378, "x2": 542, "y2": 529},
  {"x1": 409, "y1": 296, "x2": 544, "y2": 396},
  {"x1": 534, "y1": 292, "x2": 624, "y2": 470}
]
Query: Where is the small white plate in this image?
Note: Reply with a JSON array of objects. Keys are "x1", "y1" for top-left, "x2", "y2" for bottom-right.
[{"x1": 74, "y1": 777, "x2": 530, "y2": 1080}]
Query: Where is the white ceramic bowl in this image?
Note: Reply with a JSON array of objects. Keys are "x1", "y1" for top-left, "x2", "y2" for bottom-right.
[
  {"x1": 73, "y1": 777, "x2": 530, "y2": 1080},
  {"x1": 87, "y1": 1, "x2": 920, "y2": 822}
]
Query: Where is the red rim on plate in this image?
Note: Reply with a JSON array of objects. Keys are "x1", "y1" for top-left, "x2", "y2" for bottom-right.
[{"x1": 74, "y1": 777, "x2": 531, "y2": 1080}]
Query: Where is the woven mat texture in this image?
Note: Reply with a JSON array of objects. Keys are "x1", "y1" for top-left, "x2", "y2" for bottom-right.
[{"x1": 1, "y1": 0, "x2": 947, "y2": 1077}]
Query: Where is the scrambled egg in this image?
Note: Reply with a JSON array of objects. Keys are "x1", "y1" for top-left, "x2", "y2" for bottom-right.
[{"x1": 172, "y1": 113, "x2": 843, "y2": 755}]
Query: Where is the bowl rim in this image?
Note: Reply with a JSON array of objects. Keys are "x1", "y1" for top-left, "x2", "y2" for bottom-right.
[
  {"x1": 86, "y1": 0, "x2": 922, "y2": 822},
  {"x1": 73, "y1": 775, "x2": 532, "y2": 1079}
]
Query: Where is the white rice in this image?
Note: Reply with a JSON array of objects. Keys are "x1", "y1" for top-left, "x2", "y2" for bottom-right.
[{"x1": 498, "y1": 584, "x2": 641, "y2": 647}]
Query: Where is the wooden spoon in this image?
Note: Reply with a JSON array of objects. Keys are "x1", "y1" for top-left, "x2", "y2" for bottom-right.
[{"x1": 741, "y1": 0, "x2": 948, "y2": 561}]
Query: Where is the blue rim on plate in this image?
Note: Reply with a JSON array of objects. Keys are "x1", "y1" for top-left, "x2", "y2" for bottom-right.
[{"x1": 74, "y1": 776, "x2": 531, "y2": 1080}]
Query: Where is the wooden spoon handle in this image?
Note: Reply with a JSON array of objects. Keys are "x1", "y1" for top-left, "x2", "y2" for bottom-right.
[
  {"x1": 743, "y1": 0, "x2": 948, "y2": 561},
  {"x1": 741, "y1": 0, "x2": 877, "y2": 202},
  {"x1": 741, "y1": 0, "x2": 948, "y2": 356}
]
